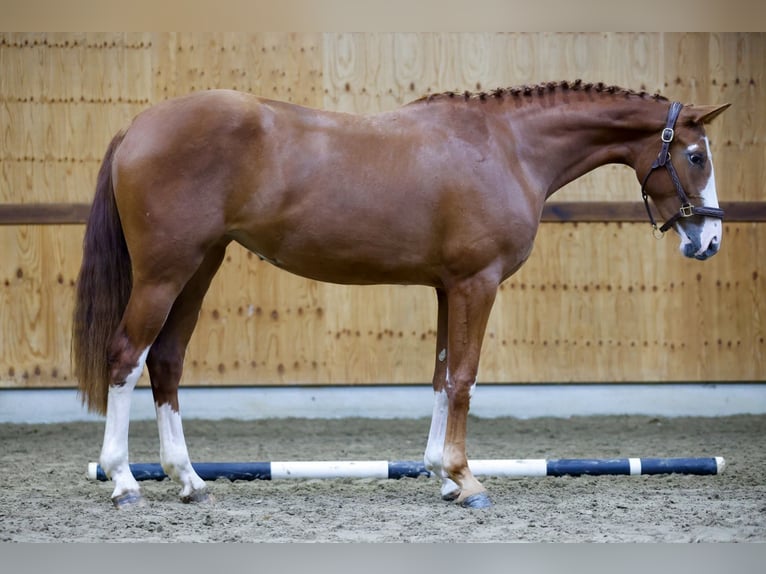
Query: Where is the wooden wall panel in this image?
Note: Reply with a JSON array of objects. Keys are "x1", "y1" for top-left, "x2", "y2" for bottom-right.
[
  {"x1": 0, "y1": 33, "x2": 152, "y2": 203},
  {"x1": 2, "y1": 222, "x2": 762, "y2": 388},
  {"x1": 0, "y1": 225, "x2": 82, "y2": 386},
  {"x1": 487, "y1": 222, "x2": 765, "y2": 382},
  {"x1": 1, "y1": 33, "x2": 764, "y2": 388},
  {"x1": 153, "y1": 32, "x2": 322, "y2": 105},
  {"x1": 705, "y1": 33, "x2": 766, "y2": 203}
]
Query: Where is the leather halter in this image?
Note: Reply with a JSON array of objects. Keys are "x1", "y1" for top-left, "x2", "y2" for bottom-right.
[{"x1": 640, "y1": 101, "x2": 724, "y2": 238}]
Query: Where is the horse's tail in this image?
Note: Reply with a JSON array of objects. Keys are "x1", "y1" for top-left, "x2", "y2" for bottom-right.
[{"x1": 72, "y1": 130, "x2": 131, "y2": 415}]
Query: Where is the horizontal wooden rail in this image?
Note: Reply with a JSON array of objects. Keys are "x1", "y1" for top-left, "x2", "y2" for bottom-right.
[
  {"x1": 1, "y1": 202, "x2": 766, "y2": 225},
  {"x1": 0, "y1": 203, "x2": 91, "y2": 225},
  {"x1": 542, "y1": 202, "x2": 766, "y2": 222}
]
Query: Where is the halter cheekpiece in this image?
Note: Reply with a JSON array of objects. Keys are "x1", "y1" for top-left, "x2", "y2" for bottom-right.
[{"x1": 640, "y1": 101, "x2": 724, "y2": 238}]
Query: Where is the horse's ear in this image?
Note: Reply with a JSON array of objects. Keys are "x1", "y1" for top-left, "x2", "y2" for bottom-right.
[{"x1": 688, "y1": 103, "x2": 731, "y2": 124}]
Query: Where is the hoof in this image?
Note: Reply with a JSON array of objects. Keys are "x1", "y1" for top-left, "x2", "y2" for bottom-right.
[
  {"x1": 459, "y1": 492, "x2": 492, "y2": 509},
  {"x1": 112, "y1": 491, "x2": 146, "y2": 509},
  {"x1": 181, "y1": 489, "x2": 214, "y2": 504}
]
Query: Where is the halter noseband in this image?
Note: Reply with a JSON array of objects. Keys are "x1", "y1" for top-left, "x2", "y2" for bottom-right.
[{"x1": 640, "y1": 101, "x2": 724, "y2": 238}]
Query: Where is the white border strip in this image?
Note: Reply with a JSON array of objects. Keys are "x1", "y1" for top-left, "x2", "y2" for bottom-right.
[{"x1": 1, "y1": 384, "x2": 765, "y2": 424}]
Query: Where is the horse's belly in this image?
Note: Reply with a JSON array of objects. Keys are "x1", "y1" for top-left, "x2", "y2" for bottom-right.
[{"x1": 230, "y1": 228, "x2": 440, "y2": 286}]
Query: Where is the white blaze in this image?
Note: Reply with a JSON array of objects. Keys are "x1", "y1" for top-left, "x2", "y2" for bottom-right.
[{"x1": 677, "y1": 137, "x2": 722, "y2": 257}]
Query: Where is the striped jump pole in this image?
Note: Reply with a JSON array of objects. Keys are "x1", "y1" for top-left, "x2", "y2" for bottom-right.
[{"x1": 88, "y1": 456, "x2": 725, "y2": 482}]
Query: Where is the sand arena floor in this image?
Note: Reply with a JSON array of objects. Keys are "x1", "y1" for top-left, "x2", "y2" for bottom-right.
[{"x1": 1, "y1": 414, "x2": 764, "y2": 542}]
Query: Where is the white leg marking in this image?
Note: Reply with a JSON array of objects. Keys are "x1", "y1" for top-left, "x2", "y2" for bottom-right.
[
  {"x1": 424, "y1": 389, "x2": 448, "y2": 472},
  {"x1": 424, "y1": 388, "x2": 459, "y2": 498},
  {"x1": 100, "y1": 347, "x2": 150, "y2": 500},
  {"x1": 156, "y1": 403, "x2": 207, "y2": 499}
]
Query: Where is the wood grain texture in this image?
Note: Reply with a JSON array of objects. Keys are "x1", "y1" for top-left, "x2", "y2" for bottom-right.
[
  {"x1": 1, "y1": 223, "x2": 763, "y2": 387},
  {"x1": 0, "y1": 225, "x2": 82, "y2": 386},
  {"x1": 2, "y1": 32, "x2": 761, "y2": 205},
  {"x1": 1, "y1": 33, "x2": 763, "y2": 388}
]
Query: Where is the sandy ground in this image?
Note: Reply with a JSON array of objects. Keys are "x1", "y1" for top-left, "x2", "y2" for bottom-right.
[{"x1": 1, "y1": 414, "x2": 764, "y2": 542}]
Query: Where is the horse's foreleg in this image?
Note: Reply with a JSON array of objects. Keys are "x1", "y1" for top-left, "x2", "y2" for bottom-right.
[
  {"x1": 424, "y1": 288, "x2": 461, "y2": 501},
  {"x1": 441, "y1": 275, "x2": 497, "y2": 508},
  {"x1": 147, "y1": 243, "x2": 227, "y2": 504}
]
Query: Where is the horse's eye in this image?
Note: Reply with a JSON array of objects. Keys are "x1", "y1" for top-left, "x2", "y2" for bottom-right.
[{"x1": 688, "y1": 153, "x2": 706, "y2": 167}]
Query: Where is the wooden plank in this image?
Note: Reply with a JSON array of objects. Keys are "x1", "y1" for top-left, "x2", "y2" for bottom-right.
[
  {"x1": 543, "y1": 202, "x2": 647, "y2": 222},
  {"x1": 0, "y1": 204, "x2": 90, "y2": 225},
  {"x1": 1, "y1": 225, "x2": 84, "y2": 387},
  {"x1": 714, "y1": 202, "x2": 766, "y2": 222},
  {"x1": 543, "y1": 202, "x2": 766, "y2": 222},
  {"x1": 2, "y1": 202, "x2": 765, "y2": 225}
]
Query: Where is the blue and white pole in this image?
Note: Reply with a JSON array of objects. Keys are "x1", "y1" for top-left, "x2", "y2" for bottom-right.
[{"x1": 88, "y1": 457, "x2": 725, "y2": 482}]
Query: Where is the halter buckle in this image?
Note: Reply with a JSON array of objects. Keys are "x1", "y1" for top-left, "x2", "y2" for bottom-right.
[
  {"x1": 661, "y1": 127, "x2": 674, "y2": 143},
  {"x1": 679, "y1": 204, "x2": 694, "y2": 218}
]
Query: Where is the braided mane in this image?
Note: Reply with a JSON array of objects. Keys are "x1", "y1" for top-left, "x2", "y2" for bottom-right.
[{"x1": 410, "y1": 79, "x2": 668, "y2": 105}]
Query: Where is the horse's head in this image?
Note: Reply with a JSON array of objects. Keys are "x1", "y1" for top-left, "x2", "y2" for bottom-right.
[{"x1": 637, "y1": 102, "x2": 730, "y2": 260}]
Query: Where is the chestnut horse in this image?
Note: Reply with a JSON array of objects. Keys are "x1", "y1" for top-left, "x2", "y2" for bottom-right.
[{"x1": 73, "y1": 81, "x2": 729, "y2": 509}]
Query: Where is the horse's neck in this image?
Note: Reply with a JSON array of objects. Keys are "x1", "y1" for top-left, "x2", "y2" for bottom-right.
[{"x1": 495, "y1": 97, "x2": 670, "y2": 198}]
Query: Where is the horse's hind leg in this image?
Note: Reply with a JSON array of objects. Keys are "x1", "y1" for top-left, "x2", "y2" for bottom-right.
[
  {"x1": 100, "y1": 345, "x2": 149, "y2": 508},
  {"x1": 145, "y1": 241, "x2": 228, "y2": 504},
  {"x1": 100, "y1": 280, "x2": 188, "y2": 508}
]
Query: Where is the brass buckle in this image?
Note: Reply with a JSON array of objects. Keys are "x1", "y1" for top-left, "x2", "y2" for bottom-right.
[
  {"x1": 680, "y1": 204, "x2": 694, "y2": 217},
  {"x1": 661, "y1": 128, "x2": 674, "y2": 143}
]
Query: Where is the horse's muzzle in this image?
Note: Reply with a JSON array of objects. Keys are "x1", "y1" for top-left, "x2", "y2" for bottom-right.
[{"x1": 682, "y1": 234, "x2": 721, "y2": 260}]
